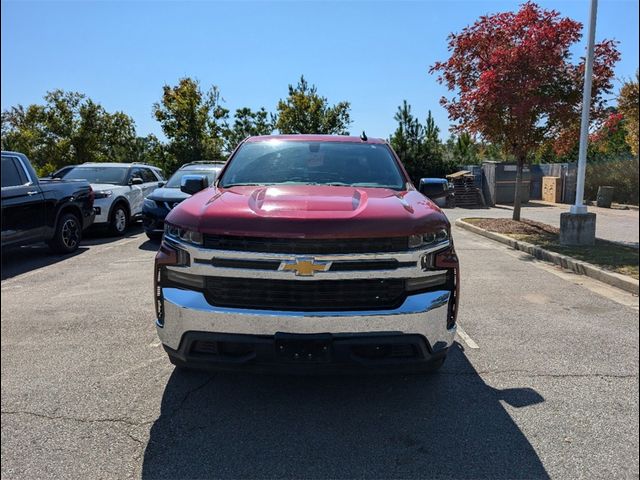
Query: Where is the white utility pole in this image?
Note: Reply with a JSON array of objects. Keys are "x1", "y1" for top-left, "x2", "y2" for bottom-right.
[{"x1": 571, "y1": 0, "x2": 598, "y2": 215}]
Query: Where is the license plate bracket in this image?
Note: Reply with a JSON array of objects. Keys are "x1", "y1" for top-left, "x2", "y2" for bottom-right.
[{"x1": 274, "y1": 333, "x2": 332, "y2": 363}]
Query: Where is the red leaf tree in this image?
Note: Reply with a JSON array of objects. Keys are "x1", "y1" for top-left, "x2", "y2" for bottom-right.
[{"x1": 430, "y1": 1, "x2": 619, "y2": 220}]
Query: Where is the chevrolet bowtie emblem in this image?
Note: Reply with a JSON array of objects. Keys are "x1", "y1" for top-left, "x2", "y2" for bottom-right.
[{"x1": 279, "y1": 257, "x2": 332, "y2": 276}]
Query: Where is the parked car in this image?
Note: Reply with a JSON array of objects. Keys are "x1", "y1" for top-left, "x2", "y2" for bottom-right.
[
  {"x1": 1, "y1": 151, "x2": 95, "y2": 253},
  {"x1": 56, "y1": 163, "x2": 165, "y2": 235},
  {"x1": 141, "y1": 162, "x2": 224, "y2": 240},
  {"x1": 419, "y1": 178, "x2": 455, "y2": 208},
  {"x1": 154, "y1": 135, "x2": 459, "y2": 373}
]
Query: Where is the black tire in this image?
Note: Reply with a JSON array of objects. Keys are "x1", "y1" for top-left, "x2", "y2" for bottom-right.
[
  {"x1": 146, "y1": 231, "x2": 163, "y2": 242},
  {"x1": 48, "y1": 212, "x2": 82, "y2": 254},
  {"x1": 109, "y1": 203, "x2": 129, "y2": 236}
]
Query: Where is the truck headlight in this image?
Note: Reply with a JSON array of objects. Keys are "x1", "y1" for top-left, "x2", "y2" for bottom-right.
[
  {"x1": 409, "y1": 229, "x2": 449, "y2": 249},
  {"x1": 94, "y1": 190, "x2": 113, "y2": 199},
  {"x1": 164, "y1": 223, "x2": 203, "y2": 246}
]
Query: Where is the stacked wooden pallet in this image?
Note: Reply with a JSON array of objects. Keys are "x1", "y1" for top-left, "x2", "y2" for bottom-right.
[{"x1": 447, "y1": 171, "x2": 484, "y2": 207}]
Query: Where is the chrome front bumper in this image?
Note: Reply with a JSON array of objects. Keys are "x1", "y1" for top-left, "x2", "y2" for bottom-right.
[{"x1": 157, "y1": 287, "x2": 456, "y2": 353}]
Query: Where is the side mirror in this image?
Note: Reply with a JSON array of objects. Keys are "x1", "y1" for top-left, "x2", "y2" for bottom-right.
[
  {"x1": 419, "y1": 178, "x2": 449, "y2": 200},
  {"x1": 181, "y1": 174, "x2": 209, "y2": 195},
  {"x1": 157, "y1": 181, "x2": 166, "y2": 188},
  {"x1": 130, "y1": 177, "x2": 144, "y2": 185}
]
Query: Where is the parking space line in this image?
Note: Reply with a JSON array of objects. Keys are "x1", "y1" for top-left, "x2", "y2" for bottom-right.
[{"x1": 457, "y1": 326, "x2": 479, "y2": 349}]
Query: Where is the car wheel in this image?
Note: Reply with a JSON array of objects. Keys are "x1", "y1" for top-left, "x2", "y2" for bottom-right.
[
  {"x1": 109, "y1": 204, "x2": 128, "y2": 236},
  {"x1": 48, "y1": 212, "x2": 82, "y2": 254}
]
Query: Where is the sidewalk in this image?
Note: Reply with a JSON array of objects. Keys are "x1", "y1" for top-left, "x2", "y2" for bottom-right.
[{"x1": 446, "y1": 202, "x2": 639, "y2": 247}]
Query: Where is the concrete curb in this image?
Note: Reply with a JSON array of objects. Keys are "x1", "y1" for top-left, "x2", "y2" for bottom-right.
[
  {"x1": 584, "y1": 201, "x2": 640, "y2": 211},
  {"x1": 455, "y1": 218, "x2": 639, "y2": 295}
]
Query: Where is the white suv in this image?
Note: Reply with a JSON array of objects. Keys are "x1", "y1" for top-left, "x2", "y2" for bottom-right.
[{"x1": 58, "y1": 163, "x2": 165, "y2": 235}]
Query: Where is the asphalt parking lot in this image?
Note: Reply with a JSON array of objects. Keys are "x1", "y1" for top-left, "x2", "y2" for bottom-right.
[{"x1": 1, "y1": 218, "x2": 638, "y2": 479}]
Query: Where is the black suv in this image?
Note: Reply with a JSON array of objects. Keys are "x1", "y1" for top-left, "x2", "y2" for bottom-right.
[{"x1": 142, "y1": 162, "x2": 224, "y2": 240}]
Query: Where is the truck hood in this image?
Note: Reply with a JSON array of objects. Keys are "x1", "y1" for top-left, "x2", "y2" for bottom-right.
[{"x1": 166, "y1": 185, "x2": 449, "y2": 238}]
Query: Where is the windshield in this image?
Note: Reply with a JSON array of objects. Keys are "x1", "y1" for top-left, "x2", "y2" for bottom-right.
[
  {"x1": 218, "y1": 141, "x2": 407, "y2": 190},
  {"x1": 62, "y1": 166, "x2": 129, "y2": 185},
  {"x1": 165, "y1": 169, "x2": 219, "y2": 188}
]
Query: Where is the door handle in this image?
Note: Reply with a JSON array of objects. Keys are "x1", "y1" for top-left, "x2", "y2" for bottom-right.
[{"x1": 27, "y1": 190, "x2": 39, "y2": 196}]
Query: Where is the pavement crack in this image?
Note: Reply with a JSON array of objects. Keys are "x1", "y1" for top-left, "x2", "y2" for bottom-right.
[
  {"x1": 168, "y1": 374, "x2": 216, "y2": 416},
  {"x1": 0, "y1": 409, "x2": 154, "y2": 427}
]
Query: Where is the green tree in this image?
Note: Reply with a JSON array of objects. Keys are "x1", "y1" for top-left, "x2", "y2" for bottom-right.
[
  {"x1": 275, "y1": 75, "x2": 351, "y2": 134},
  {"x1": 153, "y1": 77, "x2": 229, "y2": 172},
  {"x1": 132, "y1": 134, "x2": 170, "y2": 172},
  {"x1": 618, "y1": 71, "x2": 639, "y2": 157},
  {"x1": 225, "y1": 107, "x2": 274, "y2": 152},
  {"x1": 389, "y1": 102, "x2": 454, "y2": 182},
  {"x1": 1, "y1": 90, "x2": 137, "y2": 175}
]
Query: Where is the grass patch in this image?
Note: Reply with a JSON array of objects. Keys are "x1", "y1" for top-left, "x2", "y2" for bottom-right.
[{"x1": 463, "y1": 217, "x2": 639, "y2": 279}]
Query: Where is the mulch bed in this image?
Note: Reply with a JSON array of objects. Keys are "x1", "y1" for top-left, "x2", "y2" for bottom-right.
[{"x1": 465, "y1": 218, "x2": 558, "y2": 237}]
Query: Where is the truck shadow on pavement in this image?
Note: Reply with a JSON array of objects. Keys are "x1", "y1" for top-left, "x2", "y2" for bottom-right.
[
  {"x1": 1, "y1": 246, "x2": 88, "y2": 280},
  {"x1": 142, "y1": 343, "x2": 548, "y2": 479},
  {"x1": 0, "y1": 225, "x2": 145, "y2": 280}
]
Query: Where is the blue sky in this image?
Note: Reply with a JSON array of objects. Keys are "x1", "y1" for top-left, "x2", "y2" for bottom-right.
[{"x1": 1, "y1": 0, "x2": 638, "y2": 141}]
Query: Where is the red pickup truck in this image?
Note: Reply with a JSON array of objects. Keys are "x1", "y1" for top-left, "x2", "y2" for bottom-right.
[{"x1": 154, "y1": 135, "x2": 459, "y2": 373}]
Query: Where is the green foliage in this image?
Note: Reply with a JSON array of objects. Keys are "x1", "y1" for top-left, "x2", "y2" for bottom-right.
[
  {"x1": 225, "y1": 107, "x2": 274, "y2": 152},
  {"x1": 585, "y1": 158, "x2": 639, "y2": 205},
  {"x1": 153, "y1": 77, "x2": 229, "y2": 172},
  {"x1": 1, "y1": 90, "x2": 137, "y2": 176},
  {"x1": 617, "y1": 71, "x2": 639, "y2": 157},
  {"x1": 275, "y1": 76, "x2": 351, "y2": 134},
  {"x1": 389, "y1": 101, "x2": 457, "y2": 183},
  {"x1": 131, "y1": 134, "x2": 170, "y2": 173}
]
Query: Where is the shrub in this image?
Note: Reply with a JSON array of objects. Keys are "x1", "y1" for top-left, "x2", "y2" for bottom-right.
[{"x1": 585, "y1": 158, "x2": 639, "y2": 205}]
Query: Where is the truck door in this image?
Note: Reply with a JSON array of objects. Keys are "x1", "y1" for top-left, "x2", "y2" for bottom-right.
[{"x1": 1, "y1": 154, "x2": 45, "y2": 246}]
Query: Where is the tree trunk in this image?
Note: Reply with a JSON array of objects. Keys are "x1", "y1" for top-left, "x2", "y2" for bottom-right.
[{"x1": 512, "y1": 156, "x2": 525, "y2": 221}]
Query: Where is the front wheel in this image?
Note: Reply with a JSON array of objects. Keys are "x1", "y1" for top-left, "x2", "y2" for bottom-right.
[
  {"x1": 109, "y1": 204, "x2": 129, "y2": 236},
  {"x1": 48, "y1": 212, "x2": 82, "y2": 254}
]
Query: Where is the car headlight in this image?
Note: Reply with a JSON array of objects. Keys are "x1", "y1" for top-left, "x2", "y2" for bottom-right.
[
  {"x1": 143, "y1": 198, "x2": 156, "y2": 209},
  {"x1": 164, "y1": 223, "x2": 203, "y2": 245},
  {"x1": 94, "y1": 190, "x2": 113, "y2": 199},
  {"x1": 409, "y1": 229, "x2": 449, "y2": 249}
]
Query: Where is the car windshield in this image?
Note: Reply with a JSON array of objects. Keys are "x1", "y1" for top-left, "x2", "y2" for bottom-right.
[
  {"x1": 165, "y1": 169, "x2": 219, "y2": 188},
  {"x1": 62, "y1": 166, "x2": 129, "y2": 185},
  {"x1": 218, "y1": 141, "x2": 407, "y2": 190}
]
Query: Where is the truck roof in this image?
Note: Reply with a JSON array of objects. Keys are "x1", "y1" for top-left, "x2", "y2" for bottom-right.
[{"x1": 245, "y1": 135, "x2": 387, "y2": 144}]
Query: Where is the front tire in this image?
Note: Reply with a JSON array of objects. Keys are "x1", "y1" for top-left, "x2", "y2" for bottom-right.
[
  {"x1": 109, "y1": 204, "x2": 129, "y2": 236},
  {"x1": 48, "y1": 212, "x2": 82, "y2": 254}
]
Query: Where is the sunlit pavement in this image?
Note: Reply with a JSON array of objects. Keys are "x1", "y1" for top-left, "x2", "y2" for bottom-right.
[{"x1": 1, "y1": 222, "x2": 638, "y2": 479}]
